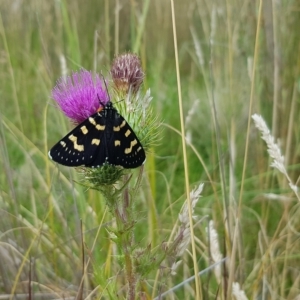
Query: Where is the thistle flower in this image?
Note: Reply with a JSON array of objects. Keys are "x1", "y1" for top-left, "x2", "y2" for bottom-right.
[
  {"x1": 48, "y1": 56, "x2": 160, "y2": 299},
  {"x1": 111, "y1": 53, "x2": 144, "y2": 95},
  {"x1": 52, "y1": 69, "x2": 109, "y2": 124}
]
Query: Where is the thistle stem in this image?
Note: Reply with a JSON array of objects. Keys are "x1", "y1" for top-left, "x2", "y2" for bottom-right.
[
  {"x1": 124, "y1": 247, "x2": 136, "y2": 300},
  {"x1": 112, "y1": 176, "x2": 138, "y2": 299}
]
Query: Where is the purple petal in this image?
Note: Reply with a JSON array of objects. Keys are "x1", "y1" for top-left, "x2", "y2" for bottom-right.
[{"x1": 52, "y1": 70, "x2": 109, "y2": 123}]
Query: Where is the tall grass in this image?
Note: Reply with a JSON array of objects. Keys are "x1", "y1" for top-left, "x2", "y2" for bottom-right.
[{"x1": 0, "y1": 0, "x2": 300, "y2": 299}]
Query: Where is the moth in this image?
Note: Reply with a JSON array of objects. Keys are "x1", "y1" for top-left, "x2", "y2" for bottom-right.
[{"x1": 48, "y1": 101, "x2": 146, "y2": 169}]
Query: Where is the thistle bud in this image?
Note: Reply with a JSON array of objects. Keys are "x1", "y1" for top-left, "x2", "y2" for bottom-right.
[{"x1": 111, "y1": 53, "x2": 144, "y2": 95}]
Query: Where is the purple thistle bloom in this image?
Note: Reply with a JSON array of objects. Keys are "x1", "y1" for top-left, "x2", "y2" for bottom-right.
[{"x1": 52, "y1": 70, "x2": 109, "y2": 124}]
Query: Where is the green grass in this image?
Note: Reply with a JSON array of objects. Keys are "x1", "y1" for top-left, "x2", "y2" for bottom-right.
[{"x1": 0, "y1": 0, "x2": 300, "y2": 299}]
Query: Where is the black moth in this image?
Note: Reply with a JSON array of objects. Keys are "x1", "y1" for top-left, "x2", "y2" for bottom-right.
[{"x1": 48, "y1": 101, "x2": 146, "y2": 169}]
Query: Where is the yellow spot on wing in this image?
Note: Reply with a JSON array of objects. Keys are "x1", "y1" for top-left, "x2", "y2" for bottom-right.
[
  {"x1": 80, "y1": 125, "x2": 88, "y2": 134},
  {"x1": 114, "y1": 120, "x2": 126, "y2": 132},
  {"x1": 89, "y1": 117, "x2": 96, "y2": 125},
  {"x1": 115, "y1": 140, "x2": 121, "y2": 146},
  {"x1": 68, "y1": 134, "x2": 84, "y2": 151},
  {"x1": 125, "y1": 129, "x2": 131, "y2": 137},
  {"x1": 60, "y1": 141, "x2": 66, "y2": 147},
  {"x1": 92, "y1": 138, "x2": 100, "y2": 145},
  {"x1": 124, "y1": 139, "x2": 137, "y2": 154},
  {"x1": 89, "y1": 117, "x2": 105, "y2": 130},
  {"x1": 96, "y1": 124, "x2": 105, "y2": 130}
]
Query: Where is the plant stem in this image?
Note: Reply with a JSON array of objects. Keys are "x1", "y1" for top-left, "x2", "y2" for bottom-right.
[{"x1": 124, "y1": 247, "x2": 136, "y2": 300}]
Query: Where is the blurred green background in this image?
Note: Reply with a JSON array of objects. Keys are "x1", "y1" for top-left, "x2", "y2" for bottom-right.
[{"x1": 0, "y1": 0, "x2": 300, "y2": 298}]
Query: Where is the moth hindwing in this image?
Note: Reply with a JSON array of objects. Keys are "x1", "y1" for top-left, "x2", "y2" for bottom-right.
[{"x1": 48, "y1": 101, "x2": 146, "y2": 169}]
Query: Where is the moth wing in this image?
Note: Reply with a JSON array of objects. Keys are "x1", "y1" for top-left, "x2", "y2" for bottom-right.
[
  {"x1": 48, "y1": 113, "x2": 107, "y2": 167},
  {"x1": 105, "y1": 116, "x2": 146, "y2": 169}
]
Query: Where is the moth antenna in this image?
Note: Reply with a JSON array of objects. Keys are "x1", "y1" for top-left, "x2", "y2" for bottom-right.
[
  {"x1": 96, "y1": 73, "x2": 111, "y2": 108},
  {"x1": 97, "y1": 94, "x2": 105, "y2": 107},
  {"x1": 101, "y1": 72, "x2": 111, "y2": 102}
]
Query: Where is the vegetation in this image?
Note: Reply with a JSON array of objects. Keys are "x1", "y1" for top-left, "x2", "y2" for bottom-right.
[{"x1": 0, "y1": 0, "x2": 299, "y2": 299}]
